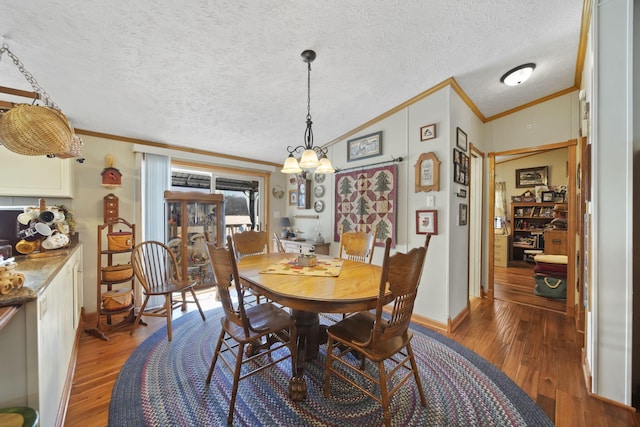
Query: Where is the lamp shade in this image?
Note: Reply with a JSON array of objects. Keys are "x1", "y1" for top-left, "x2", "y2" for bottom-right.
[
  {"x1": 279, "y1": 217, "x2": 291, "y2": 227},
  {"x1": 299, "y1": 149, "x2": 320, "y2": 169},
  {"x1": 281, "y1": 155, "x2": 302, "y2": 174},
  {"x1": 315, "y1": 156, "x2": 335, "y2": 174}
]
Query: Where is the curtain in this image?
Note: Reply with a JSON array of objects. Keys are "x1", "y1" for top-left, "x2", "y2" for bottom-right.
[
  {"x1": 142, "y1": 153, "x2": 170, "y2": 242},
  {"x1": 495, "y1": 181, "x2": 508, "y2": 232}
]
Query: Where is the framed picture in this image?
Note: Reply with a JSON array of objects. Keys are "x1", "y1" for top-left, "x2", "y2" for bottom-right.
[
  {"x1": 516, "y1": 166, "x2": 548, "y2": 188},
  {"x1": 459, "y1": 203, "x2": 468, "y2": 226},
  {"x1": 456, "y1": 127, "x2": 467, "y2": 151},
  {"x1": 457, "y1": 188, "x2": 467, "y2": 198},
  {"x1": 416, "y1": 210, "x2": 438, "y2": 235},
  {"x1": 420, "y1": 123, "x2": 436, "y2": 141},
  {"x1": 347, "y1": 131, "x2": 382, "y2": 162},
  {"x1": 541, "y1": 191, "x2": 554, "y2": 202},
  {"x1": 453, "y1": 148, "x2": 469, "y2": 186},
  {"x1": 297, "y1": 175, "x2": 311, "y2": 209},
  {"x1": 414, "y1": 152, "x2": 440, "y2": 192},
  {"x1": 288, "y1": 190, "x2": 297, "y2": 206}
]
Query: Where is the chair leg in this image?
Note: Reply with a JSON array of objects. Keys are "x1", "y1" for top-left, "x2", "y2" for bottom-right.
[
  {"x1": 227, "y1": 342, "x2": 245, "y2": 425},
  {"x1": 323, "y1": 336, "x2": 334, "y2": 398},
  {"x1": 189, "y1": 287, "x2": 206, "y2": 321},
  {"x1": 377, "y1": 360, "x2": 391, "y2": 427},
  {"x1": 130, "y1": 295, "x2": 150, "y2": 335},
  {"x1": 206, "y1": 330, "x2": 226, "y2": 384},
  {"x1": 165, "y1": 294, "x2": 173, "y2": 341},
  {"x1": 406, "y1": 341, "x2": 427, "y2": 406}
]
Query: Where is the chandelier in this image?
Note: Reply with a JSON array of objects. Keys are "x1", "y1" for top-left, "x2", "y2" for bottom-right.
[{"x1": 281, "y1": 50, "x2": 334, "y2": 174}]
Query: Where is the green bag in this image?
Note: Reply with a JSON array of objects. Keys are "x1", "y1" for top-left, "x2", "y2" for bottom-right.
[{"x1": 533, "y1": 274, "x2": 567, "y2": 300}]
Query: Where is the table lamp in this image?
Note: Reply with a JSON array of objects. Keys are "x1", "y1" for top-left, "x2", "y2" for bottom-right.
[{"x1": 279, "y1": 217, "x2": 291, "y2": 238}]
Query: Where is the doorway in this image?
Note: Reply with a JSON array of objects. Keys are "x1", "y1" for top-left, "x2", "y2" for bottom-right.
[{"x1": 487, "y1": 141, "x2": 577, "y2": 315}]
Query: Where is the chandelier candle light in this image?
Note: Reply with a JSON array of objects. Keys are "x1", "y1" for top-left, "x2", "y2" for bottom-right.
[{"x1": 281, "y1": 50, "x2": 334, "y2": 175}]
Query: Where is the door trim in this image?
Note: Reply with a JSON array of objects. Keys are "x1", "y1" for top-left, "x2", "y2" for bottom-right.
[{"x1": 487, "y1": 139, "x2": 577, "y2": 317}]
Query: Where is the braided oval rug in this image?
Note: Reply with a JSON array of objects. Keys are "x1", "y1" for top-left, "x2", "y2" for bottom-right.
[{"x1": 109, "y1": 308, "x2": 553, "y2": 426}]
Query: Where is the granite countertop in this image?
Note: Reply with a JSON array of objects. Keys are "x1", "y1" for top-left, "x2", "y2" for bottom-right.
[{"x1": 0, "y1": 242, "x2": 81, "y2": 308}]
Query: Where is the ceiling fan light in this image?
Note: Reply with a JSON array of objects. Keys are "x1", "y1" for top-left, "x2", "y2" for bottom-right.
[
  {"x1": 281, "y1": 155, "x2": 302, "y2": 174},
  {"x1": 299, "y1": 148, "x2": 320, "y2": 169},
  {"x1": 500, "y1": 63, "x2": 536, "y2": 86}
]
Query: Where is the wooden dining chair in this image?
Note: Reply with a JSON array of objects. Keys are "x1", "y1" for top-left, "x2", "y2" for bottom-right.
[
  {"x1": 232, "y1": 230, "x2": 269, "y2": 304},
  {"x1": 324, "y1": 234, "x2": 432, "y2": 427},
  {"x1": 130, "y1": 240, "x2": 206, "y2": 342},
  {"x1": 338, "y1": 223, "x2": 378, "y2": 264},
  {"x1": 205, "y1": 237, "x2": 295, "y2": 425},
  {"x1": 337, "y1": 223, "x2": 379, "y2": 318},
  {"x1": 273, "y1": 232, "x2": 286, "y2": 253}
]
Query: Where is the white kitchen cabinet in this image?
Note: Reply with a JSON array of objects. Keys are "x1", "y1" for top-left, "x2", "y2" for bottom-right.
[
  {"x1": 0, "y1": 147, "x2": 73, "y2": 197},
  {"x1": 0, "y1": 244, "x2": 83, "y2": 427}
]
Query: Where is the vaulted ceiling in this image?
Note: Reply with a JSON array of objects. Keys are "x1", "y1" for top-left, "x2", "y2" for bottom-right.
[{"x1": 0, "y1": 1, "x2": 585, "y2": 165}]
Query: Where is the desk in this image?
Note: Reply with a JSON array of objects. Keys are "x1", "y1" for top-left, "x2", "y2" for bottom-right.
[{"x1": 237, "y1": 253, "x2": 384, "y2": 401}]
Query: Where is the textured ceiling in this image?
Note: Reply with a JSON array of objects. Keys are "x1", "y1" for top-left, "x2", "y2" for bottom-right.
[{"x1": 0, "y1": 1, "x2": 584, "y2": 165}]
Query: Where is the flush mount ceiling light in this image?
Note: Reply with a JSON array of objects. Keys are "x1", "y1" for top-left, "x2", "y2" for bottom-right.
[
  {"x1": 281, "y1": 50, "x2": 335, "y2": 175},
  {"x1": 500, "y1": 63, "x2": 536, "y2": 86}
]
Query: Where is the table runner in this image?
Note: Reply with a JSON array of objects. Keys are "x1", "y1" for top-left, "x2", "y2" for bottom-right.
[{"x1": 259, "y1": 257, "x2": 344, "y2": 277}]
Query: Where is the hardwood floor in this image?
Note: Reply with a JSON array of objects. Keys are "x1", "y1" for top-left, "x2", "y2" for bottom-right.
[
  {"x1": 65, "y1": 291, "x2": 638, "y2": 427},
  {"x1": 494, "y1": 262, "x2": 566, "y2": 313}
]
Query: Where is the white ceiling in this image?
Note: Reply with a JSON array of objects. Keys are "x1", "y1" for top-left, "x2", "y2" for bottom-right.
[{"x1": 0, "y1": 1, "x2": 584, "y2": 165}]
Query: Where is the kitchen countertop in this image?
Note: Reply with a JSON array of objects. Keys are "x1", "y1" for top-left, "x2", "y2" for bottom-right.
[{"x1": 0, "y1": 242, "x2": 82, "y2": 308}]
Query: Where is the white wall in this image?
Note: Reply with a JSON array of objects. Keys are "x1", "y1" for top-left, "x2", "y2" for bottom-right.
[
  {"x1": 76, "y1": 135, "x2": 284, "y2": 312},
  {"x1": 449, "y1": 89, "x2": 485, "y2": 319},
  {"x1": 590, "y1": 0, "x2": 634, "y2": 405},
  {"x1": 485, "y1": 93, "x2": 578, "y2": 153},
  {"x1": 316, "y1": 86, "x2": 481, "y2": 326}
]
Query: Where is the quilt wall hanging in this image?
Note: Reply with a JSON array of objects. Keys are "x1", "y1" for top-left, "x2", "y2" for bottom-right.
[{"x1": 334, "y1": 164, "x2": 397, "y2": 247}]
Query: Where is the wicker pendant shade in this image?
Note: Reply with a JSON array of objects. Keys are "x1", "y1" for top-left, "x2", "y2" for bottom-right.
[
  {"x1": 0, "y1": 105, "x2": 72, "y2": 156},
  {"x1": 0, "y1": 43, "x2": 83, "y2": 159}
]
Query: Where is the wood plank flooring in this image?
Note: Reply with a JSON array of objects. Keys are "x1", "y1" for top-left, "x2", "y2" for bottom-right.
[
  {"x1": 64, "y1": 290, "x2": 638, "y2": 427},
  {"x1": 494, "y1": 262, "x2": 566, "y2": 313}
]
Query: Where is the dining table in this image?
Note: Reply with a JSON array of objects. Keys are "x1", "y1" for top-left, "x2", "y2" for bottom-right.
[{"x1": 237, "y1": 252, "x2": 389, "y2": 401}]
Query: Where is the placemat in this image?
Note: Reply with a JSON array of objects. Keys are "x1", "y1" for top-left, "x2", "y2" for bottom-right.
[{"x1": 260, "y1": 257, "x2": 344, "y2": 277}]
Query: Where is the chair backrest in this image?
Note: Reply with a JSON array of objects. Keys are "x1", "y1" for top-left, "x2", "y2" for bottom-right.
[
  {"x1": 338, "y1": 223, "x2": 378, "y2": 264},
  {"x1": 273, "y1": 233, "x2": 286, "y2": 253},
  {"x1": 206, "y1": 237, "x2": 249, "y2": 334},
  {"x1": 131, "y1": 240, "x2": 181, "y2": 293},
  {"x1": 369, "y1": 234, "x2": 431, "y2": 347},
  {"x1": 232, "y1": 230, "x2": 269, "y2": 258}
]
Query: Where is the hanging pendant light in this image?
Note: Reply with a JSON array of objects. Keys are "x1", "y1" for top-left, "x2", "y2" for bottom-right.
[{"x1": 281, "y1": 50, "x2": 334, "y2": 174}]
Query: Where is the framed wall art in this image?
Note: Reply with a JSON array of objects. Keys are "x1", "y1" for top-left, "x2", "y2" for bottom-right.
[
  {"x1": 297, "y1": 175, "x2": 311, "y2": 209},
  {"x1": 347, "y1": 131, "x2": 382, "y2": 162},
  {"x1": 453, "y1": 148, "x2": 469, "y2": 186},
  {"x1": 515, "y1": 166, "x2": 548, "y2": 188},
  {"x1": 414, "y1": 152, "x2": 440, "y2": 192},
  {"x1": 288, "y1": 190, "x2": 298, "y2": 206},
  {"x1": 420, "y1": 123, "x2": 436, "y2": 141},
  {"x1": 542, "y1": 190, "x2": 554, "y2": 202},
  {"x1": 459, "y1": 203, "x2": 468, "y2": 226},
  {"x1": 456, "y1": 127, "x2": 467, "y2": 151},
  {"x1": 416, "y1": 210, "x2": 438, "y2": 235}
]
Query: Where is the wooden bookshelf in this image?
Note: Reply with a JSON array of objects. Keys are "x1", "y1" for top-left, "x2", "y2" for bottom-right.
[{"x1": 510, "y1": 202, "x2": 556, "y2": 261}]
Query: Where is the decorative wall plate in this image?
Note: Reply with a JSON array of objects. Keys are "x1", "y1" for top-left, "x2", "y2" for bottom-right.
[
  {"x1": 314, "y1": 200, "x2": 325, "y2": 213},
  {"x1": 272, "y1": 185, "x2": 285, "y2": 199},
  {"x1": 314, "y1": 173, "x2": 325, "y2": 184},
  {"x1": 314, "y1": 185, "x2": 325, "y2": 198}
]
